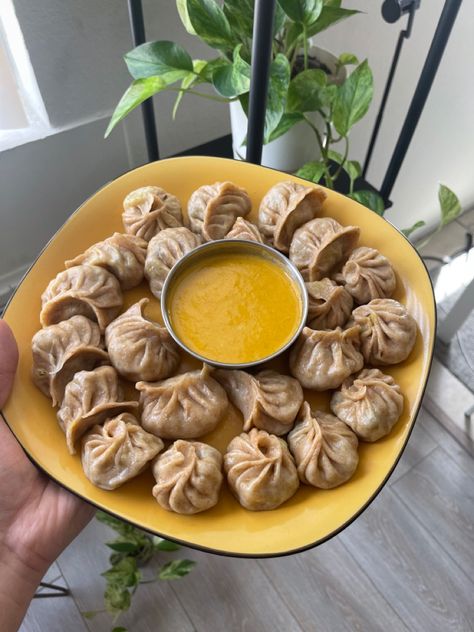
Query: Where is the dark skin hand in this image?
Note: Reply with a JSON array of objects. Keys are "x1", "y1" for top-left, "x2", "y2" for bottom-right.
[{"x1": 0, "y1": 320, "x2": 95, "y2": 631}]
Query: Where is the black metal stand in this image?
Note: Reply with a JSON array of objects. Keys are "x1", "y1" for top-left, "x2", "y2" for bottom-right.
[{"x1": 33, "y1": 581, "x2": 70, "y2": 599}]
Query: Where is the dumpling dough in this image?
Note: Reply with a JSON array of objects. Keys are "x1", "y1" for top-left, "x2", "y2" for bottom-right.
[
  {"x1": 225, "y1": 217, "x2": 264, "y2": 243},
  {"x1": 57, "y1": 366, "x2": 138, "y2": 454},
  {"x1": 122, "y1": 186, "x2": 183, "y2": 242},
  {"x1": 331, "y1": 368, "x2": 404, "y2": 441},
  {"x1": 306, "y1": 278, "x2": 353, "y2": 330},
  {"x1": 105, "y1": 299, "x2": 180, "y2": 382},
  {"x1": 289, "y1": 325, "x2": 364, "y2": 390},
  {"x1": 144, "y1": 227, "x2": 202, "y2": 299},
  {"x1": 65, "y1": 233, "x2": 148, "y2": 290},
  {"x1": 40, "y1": 265, "x2": 123, "y2": 331},
  {"x1": 188, "y1": 181, "x2": 251, "y2": 241},
  {"x1": 224, "y1": 428, "x2": 299, "y2": 511},
  {"x1": 137, "y1": 364, "x2": 228, "y2": 439},
  {"x1": 152, "y1": 440, "x2": 223, "y2": 514},
  {"x1": 351, "y1": 299, "x2": 417, "y2": 365},
  {"x1": 214, "y1": 369, "x2": 303, "y2": 435},
  {"x1": 334, "y1": 246, "x2": 396, "y2": 304},
  {"x1": 289, "y1": 217, "x2": 359, "y2": 281},
  {"x1": 81, "y1": 413, "x2": 164, "y2": 490},
  {"x1": 288, "y1": 402, "x2": 359, "y2": 489},
  {"x1": 258, "y1": 181, "x2": 326, "y2": 252},
  {"x1": 31, "y1": 315, "x2": 108, "y2": 406}
]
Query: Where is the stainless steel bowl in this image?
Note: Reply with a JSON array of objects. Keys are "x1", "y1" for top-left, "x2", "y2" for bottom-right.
[{"x1": 161, "y1": 239, "x2": 308, "y2": 369}]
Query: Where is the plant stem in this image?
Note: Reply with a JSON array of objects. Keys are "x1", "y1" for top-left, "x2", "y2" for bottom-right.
[
  {"x1": 167, "y1": 87, "x2": 235, "y2": 103},
  {"x1": 303, "y1": 25, "x2": 309, "y2": 71},
  {"x1": 303, "y1": 114, "x2": 333, "y2": 188},
  {"x1": 331, "y1": 136, "x2": 350, "y2": 184}
]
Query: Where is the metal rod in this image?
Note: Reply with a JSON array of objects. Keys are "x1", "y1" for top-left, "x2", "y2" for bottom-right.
[
  {"x1": 380, "y1": 0, "x2": 462, "y2": 202},
  {"x1": 246, "y1": 0, "x2": 276, "y2": 164},
  {"x1": 127, "y1": 0, "x2": 160, "y2": 162},
  {"x1": 34, "y1": 581, "x2": 70, "y2": 599}
]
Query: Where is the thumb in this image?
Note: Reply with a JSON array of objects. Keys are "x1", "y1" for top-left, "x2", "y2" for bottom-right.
[{"x1": 0, "y1": 320, "x2": 19, "y2": 408}]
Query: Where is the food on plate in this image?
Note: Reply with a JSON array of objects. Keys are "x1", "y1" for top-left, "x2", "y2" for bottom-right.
[
  {"x1": 225, "y1": 217, "x2": 264, "y2": 243},
  {"x1": 122, "y1": 186, "x2": 183, "y2": 242},
  {"x1": 214, "y1": 368, "x2": 303, "y2": 435},
  {"x1": 289, "y1": 325, "x2": 364, "y2": 390},
  {"x1": 258, "y1": 181, "x2": 326, "y2": 252},
  {"x1": 331, "y1": 368, "x2": 404, "y2": 442},
  {"x1": 188, "y1": 181, "x2": 251, "y2": 241},
  {"x1": 57, "y1": 366, "x2": 138, "y2": 454},
  {"x1": 306, "y1": 278, "x2": 353, "y2": 330},
  {"x1": 31, "y1": 315, "x2": 108, "y2": 406},
  {"x1": 65, "y1": 233, "x2": 148, "y2": 291},
  {"x1": 350, "y1": 298, "x2": 417, "y2": 365},
  {"x1": 333, "y1": 246, "x2": 396, "y2": 304},
  {"x1": 224, "y1": 428, "x2": 299, "y2": 511},
  {"x1": 144, "y1": 227, "x2": 202, "y2": 299},
  {"x1": 81, "y1": 413, "x2": 164, "y2": 490},
  {"x1": 152, "y1": 440, "x2": 223, "y2": 514},
  {"x1": 105, "y1": 299, "x2": 180, "y2": 382},
  {"x1": 40, "y1": 264, "x2": 123, "y2": 331},
  {"x1": 289, "y1": 217, "x2": 360, "y2": 281},
  {"x1": 287, "y1": 403, "x2": 359, "y2": 489},
  {"x1": 137, "y1": 364, "x2": 228, "y2": 439}
]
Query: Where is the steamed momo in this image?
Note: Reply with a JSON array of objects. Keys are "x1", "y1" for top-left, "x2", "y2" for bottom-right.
[
  {"x1": 289, "y1": 217, "x2": 359, "y2": 281},
  {"x1": 188, "y1": 181, "x2": 251, "y2": 241},
  {"x1": 105, "y1": 299, "x2": 180, "y2": 382},
  {"x1": 334, "y1": 246, "x2": 396, "y2": 304},
  {"x1": 224, "y1": 428, "x2": 299, "y2": 511},
  {"x1": 306, "y1": 278, "x2": 353, "y2": 330},
  {"x1": 225, "y1": 217, "x2": 264, "y2": 243},
  {"x1": 152, "y1": 440, "x2": 223, "y2": 514},
  {"x1": 31, "y1": 315, "x2": 108, "y2": 406},
  {"x1": 57, "y1": 366, "x2": 138, "y2": 454},
  {"x1": 258, "y1": 181, "x2": 326, "y2": 252},
  {"x1": 331, "y1": 368, "x2": 404, "y2": 441},
  {"x1": 40, "y1": 265, "x2": 123, "y2": 331},
  {"x1": 123, "y1": 186, "x2": 183, "y2": 242},
  {"x1": 351, "y1": 299, "x2": 417, "y2": 365},
  {"x1": 137, "y1": 364, "x2": 228, "y2": 439},
  {"x1": 288, "y1": 403, "x2": 359, "y2": 489},
  {"x1": 81, "y1": 413, "x2": 164, "y2": 490},
  {"x1": 214, "y1": 369, "x2": 303, "y2": 435},
  {"x1": 144, "y1": 227, "x2": 202, "y2": 299},
  {"x1": 65, "y1": 233, "x2": 148, "y2": 290},
  {"x1": 289, "y1": 325, "x2": 363, "y2": 390}
]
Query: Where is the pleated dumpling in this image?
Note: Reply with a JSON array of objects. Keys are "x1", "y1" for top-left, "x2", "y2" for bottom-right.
[
  {"x1": 306, "y1": 278, "x2": 353, "y2": 330},
  {"x1": 288, "y1": 403, "x2": 359, "y2": 489},
  {"x1": 57, "y1": 366, "x2": 138, "y2": 454},
  {"x1": 122, "y1": 186, "x2": 183, "y2": 242},
  {"x1": 334, "y1": 246, "x2": 396, "y2": 304},
  {"x1": 331, "y1": 369, "x2": 404, "y2": 442},
  {"x1": 65, "y1": 233, "x2": 148, "y2": 290},
  {"x1": 351, "y1": 299, "x2": 417, "y2": 365},
  {"x1": 188, "y1": 181, "x2": 251, "y2": 241},
  {"x1": 152, "y1": 440, "x2": 223, "y2": 514},
  {"x1": 289, "y1": 217, "x2": 359, "y2": 281},
  {"x1": 214, "y1": 369, "x2": 303, "y2": 435},
  {"x1": 144, "y1": 227, "x2": 202, "y2": 299},
  {"x1": 40, "y1": 265, "x2": 123, "y2": 331},
  {"x1": 137, "y1": 364, "x2": 228, "y2": 439},
  {"x1": 31, "y1": 315, "x2": 108, "y2": 406},
  {"x1": 105, "y1": 299, "x2": 180, "y2": 382},
  {"x1": 289, "y1": 325, "x2": 364, "y2": 390},
  {"x1": 81, "y1": 413, "x2": 164, "y2": 490},
  {"x1": 258, "y1": 181, "x2": 326, "y2": 252},
  {"x1": 224, "y1": 429, "x2": 299, "y2": 511},
  {"x1": 225, "y1": 217, "x2": 264, "y2": 243}
]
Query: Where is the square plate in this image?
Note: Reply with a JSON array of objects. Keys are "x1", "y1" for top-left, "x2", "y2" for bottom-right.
[{"x1": 1, "y1": 156, "x2": 436, "y2": 557}]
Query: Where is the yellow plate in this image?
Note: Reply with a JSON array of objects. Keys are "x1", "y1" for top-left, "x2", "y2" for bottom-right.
[{"x1": 1, "y1": 156, "x2": 436, "y2": 557}]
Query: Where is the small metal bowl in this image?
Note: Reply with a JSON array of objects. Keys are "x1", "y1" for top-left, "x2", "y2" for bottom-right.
[{"x1": 161, "y1": 239, "x2": 308, "y2": 369}]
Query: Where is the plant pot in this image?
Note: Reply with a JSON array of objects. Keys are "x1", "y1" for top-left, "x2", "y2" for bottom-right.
[{"x1": 229, "y1": 47, "x2": 345, "y2": 173}]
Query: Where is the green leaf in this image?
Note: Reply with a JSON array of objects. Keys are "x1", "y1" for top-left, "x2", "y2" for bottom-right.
[
  {"x1": 338, "y1": 52, "x2": 359, "y2": 66},
  {"x1": 172, "y1": 70, "x2": 201, "y2": 119},
  {"x1": 267, "y1": 112, "x2": 304, "y2": 142},
  {"x1": 81, "y1": 611, "x2": 98, "y2": 620},
  {"x1": 348, "y1": 190, "x2": 385, "y2": 215},
  {"x1": 333, "y1": 60, "x2": 373, "y2": 136},
  {"x1": 105, "y1": 77, "x2": 167, "y2": 137},
  {"x1": 186, "y1": 0, "x2": 235, "y2": 51},
  {"x1": 159, "y1": 559, "x2": 196, "y2": 580},
  {"x1": 327, "y1": 149, "x2": 344, "y2": 164},
  {"x1": 438, "y1": 184, "x2": 461, "y2": 227},
  {"x1": 124, "y1": 41, "x2": 193, "y2": 81},
  {"x1": 324, "y1": 0, "x2": 341, "y2": 6},
  {"x1": 307, "y1": 6, "x2": 360, "y2": 36},
  {"x1": 104, "y1": 584, "x2": 131, "y2": 615},
  {"x1": 223, "y1": 0, "x2": 254, "y2": 40},
  {"x1": 278, "y1": 0, "x2": 323, "y2": 25},
  {"x1": 402, "y1": 220, "x2": 426, "y2": 238},
  {"x1": 264, "y1": 54, "x2": 291, "y2": 142},
  {"x1": 112, "y1": 628, "x2": 128, "y2": 632},
  {"x1": 296, "y1": 161, "x2": 326, "y2": 183},
  {"x1": 153, "y1": 536, "x2": 181, "y2": 552},
  {"x1": 176, "y1": 0, "x2": 196, "y2": 34},
  {"x1": 102, "y1": 558, "x2": 140, "y2": 589},
  {"x1": 106, "y1": 542, "x2": 140, "y2": 554},
  {"x1": 287, "y1": 68, "x2": 327, "y2": 112},
  {"x1": 344, "y1": 159, "x2": 362, "y2": 182},
  {"x1": 96, "y1": 512, "x2": 133, "y2": 536},
  {"x1": 212, "y1": 45, "x2": 250, "y2": 97}
]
